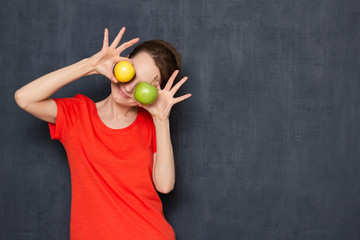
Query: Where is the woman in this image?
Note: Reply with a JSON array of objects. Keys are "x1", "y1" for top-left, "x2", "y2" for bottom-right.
[{"x1": 14, "y1": 27, "x2": 191, "y2": 239}]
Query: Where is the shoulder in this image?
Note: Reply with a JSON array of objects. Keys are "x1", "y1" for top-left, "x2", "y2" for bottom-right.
[
  {"x1": 138, "y1": 107, "x2": 153, "y2": 122},
  {"x1": 137, "y1": 107, "x2": 155, "y2": 128},
  {"x1": 73, "y1": 93, "x2": 92, "y2": 103},
  {"x1": 52, "y1": 94, "x2": 92, "y2": 113},
  {"x1": 54, "y1": 93, "x2": 89, "y2": 103},
  {"x1": 70, "y1": 94, "x2": 94, "y2": 108}
]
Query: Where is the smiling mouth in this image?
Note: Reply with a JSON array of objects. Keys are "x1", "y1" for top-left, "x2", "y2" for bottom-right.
[{"x1": 118, "y1": 85, "x2": 130, "y2": 98}]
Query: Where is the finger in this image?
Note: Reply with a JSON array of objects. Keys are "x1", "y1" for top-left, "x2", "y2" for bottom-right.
[
  {"x1": 137, "y1": 102, "x2": 146, "y2": 109},
  {"x1": 103, "y1": 28, "x2": 109, "y2": 48},
  {"x1": 164, "y1": 70, "x2": 180, "y2": 92},
  {"x1": 117, "y1": 56, "x2": 134, "y2": 65},
  {"x1": 108, "y1": 73, "x2": 118, "y2": 83},
  {"x1": 116, "y1": 37, "x2": 140, "y2": 54},
  {"x1": 110, "y1": 27, "x2": 126, "y2": 49},
  {"x1": 170, "y1": 76, "x2": 189, "y2": 95},
  {"x1": 173, "y1": 93, "x2": 192, "y2": 104}
]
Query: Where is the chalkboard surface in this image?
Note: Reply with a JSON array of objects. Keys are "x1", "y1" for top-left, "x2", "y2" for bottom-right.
[{"x1": 1, "y1": 0, "x2": 360, "y2": 239}]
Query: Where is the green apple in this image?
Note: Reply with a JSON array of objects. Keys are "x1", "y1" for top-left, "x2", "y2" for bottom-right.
[{"x1": 134, "y1": 76, "x2": 159, "y2": 105}]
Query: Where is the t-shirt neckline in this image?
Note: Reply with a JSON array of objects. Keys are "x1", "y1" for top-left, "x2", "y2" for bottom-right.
[{"x1": 89, "y1": 98, "x2": 141, "y2": 133}]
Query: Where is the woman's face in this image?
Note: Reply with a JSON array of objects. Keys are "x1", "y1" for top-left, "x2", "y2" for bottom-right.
[{"x1": 110, "y1": 51, "x2": 161, "y2": 106}]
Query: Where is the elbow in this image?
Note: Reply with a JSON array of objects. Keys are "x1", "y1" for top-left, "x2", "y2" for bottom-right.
[
  {"x1": 156, "y1": 183, "x2": 175, "y2": 194},
  {"x1": 14, "y1": 90, "x2": 27, "y2": 109}
]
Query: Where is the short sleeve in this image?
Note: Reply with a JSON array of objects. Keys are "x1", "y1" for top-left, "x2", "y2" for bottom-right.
[
  {"x1": 48, "y1": 96, "x2": 83, "y2": 140},
  {"x1": 151, "y1": 121, "x2": 157, "y2": 154}
]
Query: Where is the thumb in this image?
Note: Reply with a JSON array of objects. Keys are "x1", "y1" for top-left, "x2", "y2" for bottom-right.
[
  {"x1": 137, "y1": 102, "x2": 144, "y2": 108},
  {"x1": 153, "y1": 80, "x2": 161, "y2": 90},
  {"x1": 110, "y1": 74, "x2": 118, "y2": 83}
]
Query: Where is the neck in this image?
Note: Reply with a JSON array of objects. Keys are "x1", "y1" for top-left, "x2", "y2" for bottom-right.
[{"x1": 99, "y1": 95, "x2": 137, "y2": 120}]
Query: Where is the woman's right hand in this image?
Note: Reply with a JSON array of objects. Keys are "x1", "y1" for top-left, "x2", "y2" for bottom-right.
[{"x1": 88, "y1": 27, "x2": 139, "y2": 83}]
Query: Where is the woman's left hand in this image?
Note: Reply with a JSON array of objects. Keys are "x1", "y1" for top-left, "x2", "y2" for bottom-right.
[{"x1": 137, "y1": 70, "x2": 192, "y2": 120}]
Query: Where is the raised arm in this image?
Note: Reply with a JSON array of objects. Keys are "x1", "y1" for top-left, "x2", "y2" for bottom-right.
[
  {"x1": 14, "y1": 27, "x2": 139, "y2": 123},
  {"x1": 14, "y1": 59, "x2": 95, "y2": 123},
  {"x1": 137, "y1": 70, "x2": 191, "y2": 193}
]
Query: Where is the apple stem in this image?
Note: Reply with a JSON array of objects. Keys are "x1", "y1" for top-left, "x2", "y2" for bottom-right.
[{"x1": 150, "y1": 75, "x2": 159, "y2": 85}]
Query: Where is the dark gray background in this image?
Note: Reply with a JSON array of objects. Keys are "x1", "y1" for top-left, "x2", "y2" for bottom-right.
[{"x1": 1, "y1": 0, "x2": 359, "y2": 239}]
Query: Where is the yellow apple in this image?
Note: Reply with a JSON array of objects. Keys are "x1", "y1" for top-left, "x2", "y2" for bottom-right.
[{"x1": 113, "y1": 61, "x2": 135, "y2": 82}]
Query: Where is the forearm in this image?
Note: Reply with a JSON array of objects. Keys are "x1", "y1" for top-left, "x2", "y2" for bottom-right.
[
  {"x1": 152, "y1": 117, "x2": 175, "y2": 193},
  {"x1": 15, "y1": 58, "x2": 95, "y2": 107}
]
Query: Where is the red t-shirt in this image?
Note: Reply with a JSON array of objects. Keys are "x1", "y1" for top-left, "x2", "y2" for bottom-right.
[{"x1": 48, "y1": 94, "x2": 175, "y2": 240}]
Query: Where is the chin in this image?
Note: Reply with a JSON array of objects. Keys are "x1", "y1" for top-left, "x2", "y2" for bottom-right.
[{"x1": 110, "y1": 84, "x2": 137, "y2": 106}]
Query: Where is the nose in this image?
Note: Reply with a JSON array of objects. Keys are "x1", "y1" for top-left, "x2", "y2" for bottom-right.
[{"x1": 122, "y1": 76, "x2": 139, "y2": 94}]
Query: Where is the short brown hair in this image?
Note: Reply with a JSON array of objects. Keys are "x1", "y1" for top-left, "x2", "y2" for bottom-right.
[{"x1": 128, "y1": 40, "x2": 181, "y2": 89}]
